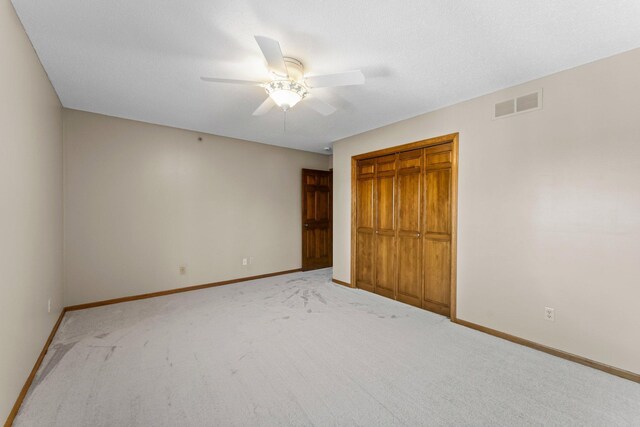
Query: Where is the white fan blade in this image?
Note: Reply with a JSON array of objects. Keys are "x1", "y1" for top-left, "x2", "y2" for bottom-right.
[
  {"x1": 254, "y1": 36, "x2": 288, "y2": 77},
  {"x1": 201, "y1": 77, "x2": 263, "y2": 86},
  {"x1": 304, "y1": 70, "x2": 365, "y2": 88},
  {"x1": 252, "y1": 97, "x2": 275, "y2": 116},
  {"x1": 305, "y1": 96, "x2": 337, "y2": 116}
]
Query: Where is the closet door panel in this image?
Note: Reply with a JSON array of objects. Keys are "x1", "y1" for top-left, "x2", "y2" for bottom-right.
[
  {"x1": 396, "y1": 150, "x2": 422, "y2": 306},
  {"x1": 374, "y1": 235, "x2": 395, "y2": 298},
  {"x1": 423, "y1": 145, "x2": 452, "y2": 316},
  {"x1": 425, "y1": 169, "x2": 451, "y2": 234},
  {"x1": 397, "y1": 238, "x2": 421, "y2": 304},
  {"x1": 357, "y1": 178, "x2": 374, "y2": 228},
  {"x1": 376, "y1": 174, "x2": 395, "y2": 230},
  {"x1": 356, "y1": 233, "x2": 374, "y2": 291},
  {"x1": 397, "y1": 156, "x2": 421, "y2": 231},
  {"x1": 374, "y1": 155, "x2": 397, "y2": 298},
  {"x1": 356, "y1": 160, "x2": 375, "y2": 292},
  {"x1": 423, "y1": 239, "x2": 451, "y2": 306}
]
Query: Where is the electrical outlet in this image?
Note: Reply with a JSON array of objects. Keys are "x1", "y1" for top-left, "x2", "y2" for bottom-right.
[
  {"x1": 544, "y1": 307, "x2": 555, "y2": 322},
  {"x1": 242, "y1": 258, "x2": 248, "y2": 266},
  {"x1": 179, "y1": 266, "x2": 186, "y2": 275},
  {"x1": 47, "y1": 298, "x2": 51, "y2": 314}
]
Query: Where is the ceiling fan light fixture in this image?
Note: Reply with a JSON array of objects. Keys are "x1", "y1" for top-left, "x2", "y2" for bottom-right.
[
  {"x1": 201, "y1": 36, "x2": 364, "y2": 117},
  {"x1": 265, "y1": 80, "x2": 308, "y2": 111}
]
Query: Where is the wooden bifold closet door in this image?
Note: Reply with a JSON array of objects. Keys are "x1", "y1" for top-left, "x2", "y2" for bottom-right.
[
  {"x1": 374, "y1": 155, "x2": 397, "y2": 300},
  {"x1": 422, "y1": 145, "x2": 453, "y2": 315},
  {"x1": 355, "y1": 160, "x2": 375, "y2": 291},
  {"x1": 354, "y1": 139, "x2": 455, "y2": 317},
  {"x1": 396, "y1": 150, "x2": 423, "y2": 307}
]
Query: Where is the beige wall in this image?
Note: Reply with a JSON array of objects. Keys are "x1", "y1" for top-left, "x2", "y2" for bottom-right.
[
  {"x1": 0, "y1": 1, "x2": 63, "y2": 422},
  {"x1": 63, "y1": 110, "x2": 329, "y2": 306},
  {"x1": 333, "y1": 48, "x2": 640, "y2": 374}
]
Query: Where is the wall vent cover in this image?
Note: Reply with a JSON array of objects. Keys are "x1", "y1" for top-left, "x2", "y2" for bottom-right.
[
  {"x1": 495, "y1": 99, "x2": 515, "y2": 118},
  {"x1": 494, "y1": 89, "x2": 542, "y2": 119}
]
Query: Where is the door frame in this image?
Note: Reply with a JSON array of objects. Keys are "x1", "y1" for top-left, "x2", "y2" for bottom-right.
[{"x1": 350, "y1": 133, "x2": 459, "y2": 319}]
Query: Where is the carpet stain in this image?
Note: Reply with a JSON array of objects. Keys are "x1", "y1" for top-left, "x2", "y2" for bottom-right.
[
  {"x1": 16, "y1": 268, "x2": 640, "y2": 426},
  {"x1": 301, "y1": 289, "x2": 310, "y2": 306},
  {"x1": 312, "y1": 290, "x2": 327, "y2": 304},
  {"x1": 104, "y1": 346, "x2": 117, "y2": 361},
  {"x1": 281, "y1": 289, "x2": 300, "y2": 303},
  {"x1": 32, "y1": 341, "x2": 77, "y2": 387}
]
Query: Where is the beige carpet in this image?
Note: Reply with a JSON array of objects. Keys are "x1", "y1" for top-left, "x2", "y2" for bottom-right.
[{"x1": 15, "y1": 268, "x2": 640, "y2": 426}]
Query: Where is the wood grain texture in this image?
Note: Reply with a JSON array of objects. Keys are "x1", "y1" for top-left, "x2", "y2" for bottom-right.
[
  {"x1": 374, "y1": 155, "x2": 397, "y2": 299},
  {"x1": 453, "y1": 318, "x2": 640, "y2": 383},
  {"x1": 4, "y1": 310, "x2": 66, "y2": 427},
  {"x1": 352, "y1": 133, "x2": 459, "y2": 161},
  {"x1": 355, "y1": 158, "x2": 376, "y2": 292},
  {"x1": 422, "y1": 144, "x2": 453, "y2": 315},
  {"x1": 423, "y1": 240, "x2": 451, "y2": 307},
  {"x1": 301, "y1": 169, "x2": 332, "y2": 271},
  {"x1": 350, "y1": 158, "x2": 358, "y2": 290},
  {"x1": 449, "y1": 135, "x2": 459, "y2": 320},
  {"x1": 396, "y1": 150, "x2": 423, "y2": 307},
  {"x1": 351, "y1": 133, "x2": 459, "y2": 318}
]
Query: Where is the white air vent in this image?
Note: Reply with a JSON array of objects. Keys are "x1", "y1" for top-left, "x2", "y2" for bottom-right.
[
  {"x1": 494, "y1": 89, "x2": 542, "y2": 119},
  {"x1": 495, "y1": 99, "x2": 515, "y2": 118}
]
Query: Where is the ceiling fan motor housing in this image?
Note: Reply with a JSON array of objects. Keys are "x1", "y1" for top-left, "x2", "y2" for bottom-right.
[{"x1": 282, "y1": 57, "x2": 305, "y2": 83}]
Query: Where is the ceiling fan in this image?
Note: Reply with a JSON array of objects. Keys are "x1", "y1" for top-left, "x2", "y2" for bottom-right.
[{"x1": 201, "y1": 36, "x2": 365, "y2": 116}]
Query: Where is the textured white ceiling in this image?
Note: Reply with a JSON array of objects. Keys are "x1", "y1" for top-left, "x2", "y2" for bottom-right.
[{"x1": 12, "y1": 0, "x2": 640, "y2": 153}]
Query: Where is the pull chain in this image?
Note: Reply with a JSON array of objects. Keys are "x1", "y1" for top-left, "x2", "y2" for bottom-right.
[{"x1": 283, "y1": 109, "x2": 287, "y2": 133}]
